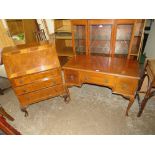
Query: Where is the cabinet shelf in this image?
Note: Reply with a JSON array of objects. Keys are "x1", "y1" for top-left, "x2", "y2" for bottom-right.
[{"x1": 90, "y1": 39, "x2": 111, "y2": 41}]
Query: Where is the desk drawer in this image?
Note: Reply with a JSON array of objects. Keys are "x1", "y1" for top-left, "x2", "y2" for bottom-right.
[
  {"x1": 18, "y1": 84, "x2": 65, "y2": 106},
  {"x1": 11, "y1": 68, "x2": 61, "y2": 87},
  {"x1": 14, "y1": 76, "x2": 63, "y2": 95},
  {"x1": 64, "y1": 69, "x2": 79, "y2": 85},
  {"x1": 80, "y1": 71, "x2": 116, "y2": 87},
  {"x1": 114, "y1": 77, "x2": 138, "y2": 95}
]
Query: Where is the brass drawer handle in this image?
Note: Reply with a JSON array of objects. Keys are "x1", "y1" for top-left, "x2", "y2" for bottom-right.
[
  {"x1": 70, "y1": 75, "x2": 74, "y2": 80},
  {"x1": 121, "y1": 84, "x2": 129, "y2": 90},
  {"x1": 84, "y1": 76, "x2": 90, "y2": 81},
  {"x1": 19, "y1": 79, "x2": 23, "y2": 84},
  {"x1": 52, "y1": 81, "x2": 56, "y2": 85},
  {"x1": 103, "y1": 79, "x2": 109, "y2": 83},
  {"x1": 23, "y1": 90, "x2": 27, "y2": 93}
]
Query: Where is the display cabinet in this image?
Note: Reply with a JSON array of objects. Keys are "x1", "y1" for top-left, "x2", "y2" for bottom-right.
[{"x1": 71, "y1": 19, "x2": 145, "y2": 59}]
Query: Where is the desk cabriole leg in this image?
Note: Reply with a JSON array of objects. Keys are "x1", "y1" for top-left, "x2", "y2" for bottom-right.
[{"x1": 125, "y1": 97, "x2": 135, "y2": 116}]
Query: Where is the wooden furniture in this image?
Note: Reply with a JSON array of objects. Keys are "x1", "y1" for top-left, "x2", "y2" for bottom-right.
[
  {"x1": 0, "y1": 105, "x2": 21, "y2": 135},
  {"x1": 54, "y1": 19, "x2": 73, "y2": 57},
  {"x1": 2, "y1": 42, "x2": 70, "y2": 116},
  {"x1": 63, "y1": 19, "x2": 144, "y2": 116},
  {"x1": 137, "y1": 59, "x2": 155, "y2": 117},
  {"x1": 63, "y1": 55, "x2": 141, "y2": 116},
  {"x1": 6, "y1": 19, "x2": 39, "y2": 45},
  {"x1": 71, "y1": 19, "x2": 145, "y2": 59}
]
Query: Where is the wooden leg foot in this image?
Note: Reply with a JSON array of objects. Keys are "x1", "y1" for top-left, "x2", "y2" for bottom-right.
[
  {"x1": 125, "y1": 97, "x2": 134, "y2": 116},
  {"x1": 21, "y1": 108, "x2": 28, "y2": 117},
  {"x1": 63, "y1": 94, "x2": 71, "y2": 103}
]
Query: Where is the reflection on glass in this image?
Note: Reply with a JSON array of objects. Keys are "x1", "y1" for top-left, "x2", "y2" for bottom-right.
[
  {"x1": 115, "y1": 24, "x2": 133, "y2": 54},
  {"x1": 90, "y1": 24, "x2": 112, "y2": 55},
  {"x1": 74, "y1": 25, "x2": 86, "y2": 54}
]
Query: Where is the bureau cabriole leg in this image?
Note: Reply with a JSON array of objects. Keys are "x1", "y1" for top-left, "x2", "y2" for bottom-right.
[
  {"x1": 21, "y1": 107, "x2": 28, "y2": 117},
  {"x1": 125, "y1": 97, "x2": 135, "y2": 116},
  {"x1": 63, "y1": 87, "x2": 71, "y2": 103}
]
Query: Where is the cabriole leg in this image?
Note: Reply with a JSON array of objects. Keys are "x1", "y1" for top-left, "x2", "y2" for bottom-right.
[
  {"x1": 125, "y1": 97, "x2": 135, "y2": 116},
  {"x1": 21, "y1": 107, "x2": 28, "y2": 117},
  {"x1": 63, "y1": 87, "x2": 71, "y2": 103}
]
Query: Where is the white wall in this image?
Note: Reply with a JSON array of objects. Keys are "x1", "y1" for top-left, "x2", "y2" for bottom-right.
[{"x1": 144, "y1": 21, "x2": 155, "y2": 58}]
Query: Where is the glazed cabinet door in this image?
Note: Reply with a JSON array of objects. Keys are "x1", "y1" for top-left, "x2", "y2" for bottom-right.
[
  {"x1": 113, "y1": 20, "x2": 136, "y2": 58},
  {"x1": 130, "y1": 19, "x2": 145, "y2": 58},
  {"x1": 88, "y1": 20, "x2": 115, "y2": 56},
  {"x1": 71, "y1": 20, "x2": 88, "y2": 55}
]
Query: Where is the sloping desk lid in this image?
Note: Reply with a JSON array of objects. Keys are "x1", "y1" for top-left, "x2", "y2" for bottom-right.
[
  {"x1": 2, "y1": 43, "x2": 60, "y2": 79},
  {"x1": 63, "y1": 55, "x2": 142, "y2": 79}
]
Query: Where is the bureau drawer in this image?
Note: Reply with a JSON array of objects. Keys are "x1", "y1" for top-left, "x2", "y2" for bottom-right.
[
  {"x1": 11, "y1": 68, "x2": 61, "y2": 87},
  {"x1": 14, "y1": 76, "x2": 63, "y2": 95},
  {"x1": 114, "y1": 77, "x2": 138, "y2": 95},
  {"x1": 18, "y1": 84, "x2": 65, "y2": 106},
  {"x1": 80, "y1": 71, "x2": 116, "y2": 87},
  {"x1": 64, "y1": 69, "x2": 80, "y2": 85}
]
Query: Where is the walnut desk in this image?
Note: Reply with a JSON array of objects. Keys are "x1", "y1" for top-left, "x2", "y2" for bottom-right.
[{"x1": 63, "y1": 55, "x2": 141, "y2": 116}]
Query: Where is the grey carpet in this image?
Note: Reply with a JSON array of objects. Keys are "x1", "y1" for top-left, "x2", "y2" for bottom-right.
[{"x1": 1, "y1": 83, "x2": 155, "y2": 135}]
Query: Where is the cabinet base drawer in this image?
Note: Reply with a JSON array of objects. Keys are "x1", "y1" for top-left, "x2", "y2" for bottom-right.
[
  {"x1": 18, "y1": 84, "x2": 65, "y2": 106},
  {"x1": 14, "y1": 76, "x2": 63, "y2": 95}
]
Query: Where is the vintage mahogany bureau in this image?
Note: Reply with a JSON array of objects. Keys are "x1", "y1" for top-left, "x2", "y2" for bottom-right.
[
  {"x1": 2, "y1": 42, "x2": 70, "y2": 116},
  {"x1": 63, "y1": 19, "x2": 144, "y2": 116}
]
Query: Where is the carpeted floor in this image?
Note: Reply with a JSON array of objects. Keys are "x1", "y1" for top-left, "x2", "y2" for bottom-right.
[{"x1": 1, "y1": 79, "x2": 155, "y2": 135}]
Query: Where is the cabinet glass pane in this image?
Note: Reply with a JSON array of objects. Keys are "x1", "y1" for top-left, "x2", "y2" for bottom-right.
[
  {"x1": 90, "y1": 24, "x2": 112, "y2": 55},
  {"x1": 115, "y1": 24, "x2": 133, "y2": 55},
  {"x1": 74, "y1": 25, "x2": 86, "y2": 55}
]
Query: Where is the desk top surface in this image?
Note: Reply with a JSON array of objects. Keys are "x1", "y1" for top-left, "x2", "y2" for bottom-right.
[{"x1": 63, "y1": 55, "x2": 142, "y2": 79}]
